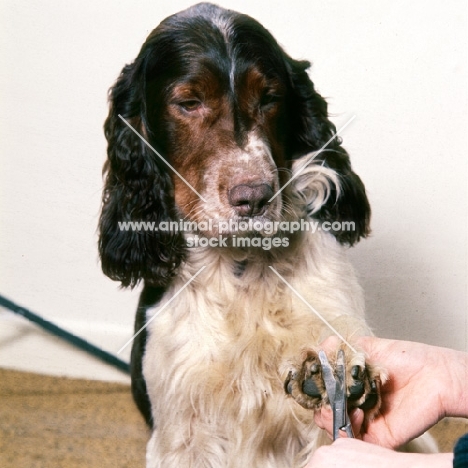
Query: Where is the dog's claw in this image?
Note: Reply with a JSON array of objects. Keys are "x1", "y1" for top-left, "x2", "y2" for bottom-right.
[
  {"x1": 348, "y1": 365, "x2": 365, "y2": 400},
  {"x1": 358, "y1": 380, "x2": 379, "y2": 410}
]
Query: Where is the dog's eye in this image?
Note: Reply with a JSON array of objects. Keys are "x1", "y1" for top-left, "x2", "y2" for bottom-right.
[
  {"x1": 260, "y1": 92, "x2": 281, "y2": 109},
  {"x1": 178, "y1": 100, "x2": 202, "y2": 112}
]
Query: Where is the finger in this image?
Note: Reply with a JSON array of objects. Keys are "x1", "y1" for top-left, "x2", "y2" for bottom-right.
[
  {"x1": 315, "y1": 407, "x2": 333, "y2": 429},
  {"x1": 314, "y1": 410, "x2": 324, "y2": 429},
  {"x1": 334, "y1": 410, "x2": 363, "y2": 439},
  {"x1": 314, "y1": 407, "x2": 334, "y2": 439},
  {"x1": 315, "y1": 407, "x2": 364, "y2": 440},
  {"x1": 349, "y1": 408, "x2": 364, "y2": 437}
]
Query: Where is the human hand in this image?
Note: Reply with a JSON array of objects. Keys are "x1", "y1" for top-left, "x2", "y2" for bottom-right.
[
  {"x1": 314, "y1": 336, "x2": 467, "y2": 448},
  {"x1": 305, "y1": 438, "x2": 452, "y2": 468}
]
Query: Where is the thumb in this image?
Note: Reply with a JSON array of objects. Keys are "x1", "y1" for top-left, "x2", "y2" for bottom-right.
[{"x1": 349, "y1": 408, "x2": 364, "y2": 438}]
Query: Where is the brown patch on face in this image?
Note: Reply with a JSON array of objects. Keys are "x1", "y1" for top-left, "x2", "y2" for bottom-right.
[
  {"x1": 236, "y1": 67, "x2": 281, "y2": 117},
  {"x1": 236, "y1": 66, "x2": 288, "y2": 181},
  {"x1": 163, "y1": 71, "x2": 236, "y2": 221},
  {"x1": 157, "y1": 63, "x2": 289, "y2": 230}
]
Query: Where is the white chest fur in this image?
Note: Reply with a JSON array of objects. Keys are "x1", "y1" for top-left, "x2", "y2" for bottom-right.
[{"x1": 143, "y1": 230, "x2": 368, "y2": 467}]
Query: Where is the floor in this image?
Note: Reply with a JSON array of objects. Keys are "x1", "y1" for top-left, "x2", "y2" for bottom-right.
[
  {"x1": 0, "y1": 369, "x2": 147, "y2": 468},
  {"x1": 1, "y1": 368, "x2": 466, "y2": 467}
]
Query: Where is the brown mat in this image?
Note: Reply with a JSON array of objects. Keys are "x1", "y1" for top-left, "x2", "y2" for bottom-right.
[
  {"x1": 1, "y1": 368, "x2": 466, "y2": 467},
  {"x1": 0, "y1": 369, "x2": 148, "y2": 468}
]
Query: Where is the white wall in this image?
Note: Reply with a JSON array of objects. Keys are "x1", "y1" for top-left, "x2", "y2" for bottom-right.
[{"x1": 1, "y1": 0, "x2": 466, "y2": 381}]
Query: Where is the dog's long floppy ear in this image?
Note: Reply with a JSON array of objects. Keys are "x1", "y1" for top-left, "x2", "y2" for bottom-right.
[
  {"x1": 99, "y1": 53, "x2": 184, "y2": 288},
  {"x1": 286, "y1": 58, "x2": 371, "y2": 245}
]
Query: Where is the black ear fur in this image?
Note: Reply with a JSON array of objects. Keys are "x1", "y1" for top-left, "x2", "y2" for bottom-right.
[
  {"x1": 99, "y1": 56, "x2": 184, "y2": 288},
  {"x1": 287, "y1": 59, "x2": 371, "y2": 245}
]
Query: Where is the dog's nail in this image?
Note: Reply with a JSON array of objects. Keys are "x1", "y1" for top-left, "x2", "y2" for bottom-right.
[
  {"x1": 351, "y1": 365, "x2": 360, "y2": 379},
  {"x1": 359, "y1": 392, "x2": 378, "y2": 410}
]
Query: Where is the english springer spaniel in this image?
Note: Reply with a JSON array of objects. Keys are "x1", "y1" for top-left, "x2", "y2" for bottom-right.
[{"x1": 99, "y1": 3, "x2": 431, "y2": 466}]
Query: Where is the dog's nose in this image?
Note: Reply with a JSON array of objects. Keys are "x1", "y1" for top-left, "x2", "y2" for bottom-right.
[{"x1": 228, "y1": 183, "x2": 273, "y2": 217}]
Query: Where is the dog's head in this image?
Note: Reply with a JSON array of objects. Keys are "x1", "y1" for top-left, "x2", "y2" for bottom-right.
[{"x1": 99, "y1": 3, "x2": 370, "y2": 287}]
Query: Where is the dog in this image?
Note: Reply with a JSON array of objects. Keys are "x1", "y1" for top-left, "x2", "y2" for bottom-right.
[{"x1": 98, "y1": 3, "x2": 432, "y2": 466}]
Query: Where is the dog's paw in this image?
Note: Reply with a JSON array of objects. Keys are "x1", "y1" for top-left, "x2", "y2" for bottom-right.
[{"x1": 285, "y1": 348, "x2": 383, "y2": 418}]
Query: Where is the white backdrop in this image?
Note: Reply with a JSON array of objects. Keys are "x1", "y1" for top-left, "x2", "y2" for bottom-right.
[{"x1": 1, "y1": 0, "x2": 466, "y2": 381}]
